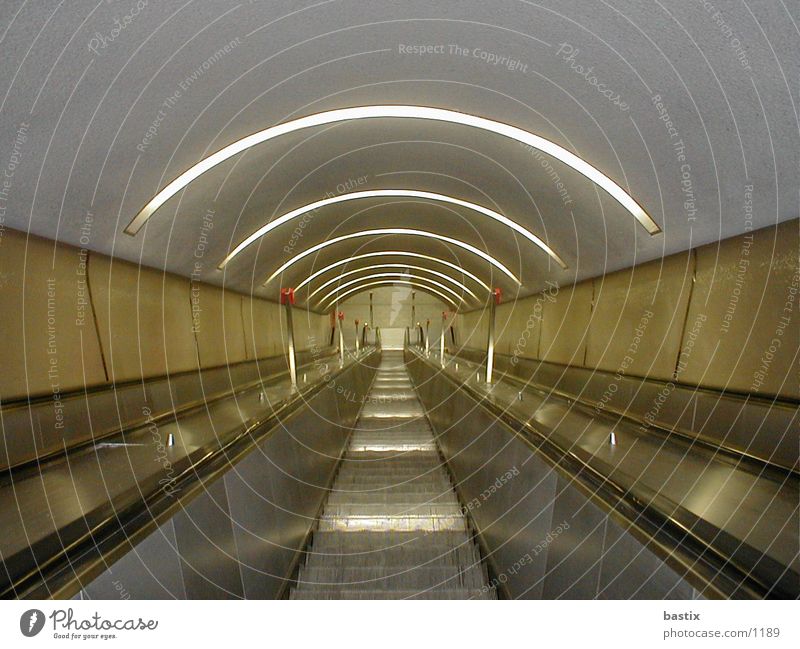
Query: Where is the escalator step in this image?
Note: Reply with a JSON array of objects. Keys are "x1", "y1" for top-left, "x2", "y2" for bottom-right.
[{"x1": 289, "y1": 351, "x2": 496, "y2": 600}]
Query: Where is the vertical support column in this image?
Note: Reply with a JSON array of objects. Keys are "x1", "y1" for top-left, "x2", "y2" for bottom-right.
[
  {"x1": 369, "y1": 292, "x2": 374, "y2": 329},
  {"x1": 280, "y1": 288, "x2": 297, "y2": 390},
  {"x1": 425, "y1": 318, "x2": 431, "y2": 357},
  {"x1": 354, "y1": 319, "x2": 360, "y2": 355},
  {"x1": 411, "y1": 291, "x2": 416, "y2": 330},
  {"x1": 486, "y1": 288, "x2": 501, "y2": 384},
  {"x1": 440, "y1": 311, "x2": 448, "y2": 366},
  {"x1": 337, "y1": 310, "x2": 345, "y2": 367}
]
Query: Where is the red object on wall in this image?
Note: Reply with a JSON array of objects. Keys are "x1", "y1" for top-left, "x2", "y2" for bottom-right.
[
  {"x1": 337, "y1": 311, "x2": 345, "y2": 321},
  {"x1": 493, "y1": 287, "x2": 502, "y2": 305},
  {"x1": 280, "y1": 287, "x2": 295, "y2": 305},
  {"x1": 355, "y1": 319, "x2": 359, "y2": 326},
  {"x1": 442, "y1": 311, "x2": 448, "y2": 319}
]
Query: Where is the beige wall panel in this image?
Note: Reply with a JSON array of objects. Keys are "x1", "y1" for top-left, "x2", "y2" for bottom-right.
[
  {"x1": 680, "y1": 221, "x2": 799, "y2": 399},
  {"x1": 539, "y1": 281, "x2": 593, "y2": 365},
  {"x1": 193, "y1": 284, "x2": 247, "y2": 368},
  {"x1": 242, "y1": 296, "x2": 283, "y2": 359},
  {"x1": 89, "y1": 255, "x2": 198, "y2": 381},
  {"x1": 494, "y1": 302, "x2": 514, "y2": 356},
  {"x1": 459, "y1": 309, "x2": 488, "y2": 351},
  {"x1": 586, "y1": 253, "x2": 695, "y2": 381},
  {"x1": 0, "y1": 229, "x2": 106, "y2": 399},
  {"x1": 294, "y1": 310, "x2": 329, "y2": 351},
  {"x1": 342, "y1": 286, "x2": 448, "y2": 331},
  {"x1": 502, "y1": 293, "x2": 547, "y2": 361}
]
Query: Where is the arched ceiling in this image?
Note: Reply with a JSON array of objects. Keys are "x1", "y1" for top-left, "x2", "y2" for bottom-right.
[{"x1": 1, "y1": 0, "x2": 796, "y2": 310}]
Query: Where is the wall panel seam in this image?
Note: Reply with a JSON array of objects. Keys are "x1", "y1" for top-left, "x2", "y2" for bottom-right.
[{"x1": 85, "y1": 250, "x2": 109, "y2": 383}]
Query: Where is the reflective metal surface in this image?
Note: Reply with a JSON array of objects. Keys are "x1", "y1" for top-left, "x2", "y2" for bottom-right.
[
  {"x1": 291, "y1": 351, "x2": 495, "y2": 599},
  {"x1": 456, "y1": 347, "x2": 798, "y2": 472},
  {"x1": 0, "y1": 348, "x2": 378, "y2": 598},
  {"x1": 409, "y1": 347, "x2": 798, "y2": 598}
]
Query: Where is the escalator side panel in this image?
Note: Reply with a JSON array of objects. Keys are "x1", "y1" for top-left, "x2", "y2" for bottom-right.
[
  {"x1": 73, "y1": 360, "x2": 375, "y2": 600},
  {"x1": 406, "y1": 351, "x2": 700, "y2": 600}
]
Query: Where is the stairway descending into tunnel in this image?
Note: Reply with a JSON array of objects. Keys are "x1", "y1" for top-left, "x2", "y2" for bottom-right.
[{"x1": 291, "y1": 350, "x2": 495, "y2": 599}]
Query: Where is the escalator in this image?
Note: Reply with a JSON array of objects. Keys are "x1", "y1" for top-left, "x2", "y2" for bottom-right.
[{"x1": 291, "y1": 350, "x2": 495, "y2": 599}]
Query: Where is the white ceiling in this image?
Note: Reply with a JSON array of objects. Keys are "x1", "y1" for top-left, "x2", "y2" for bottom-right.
[{"x1": 1, "y1": 0, "x2": 797, "y2": 310}]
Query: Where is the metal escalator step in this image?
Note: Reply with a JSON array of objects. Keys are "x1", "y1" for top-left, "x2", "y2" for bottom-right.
[
  {"x1": 339, "y1": 454, "x2": 443, "y2": 464},
  {"x1": 326, "y1": 485, "x2": 456, "y2": 497},
  {"x1": 290, "y1": 588, "x2": 495, "y2": 599},
  {"x1": 310, "y1": 529, "x2": 473, "y2": 544},
  {"x1": 333, "y1": 467, "x2": 448, "y2": 478},
  {"x1": 296, "y1": 565, "x2": 488, "y2": 590},
  {"x1": 349, "y1": 438, "x2": 435, "y2": 450},
  {"x1": 340, "y1": 451, "x2": 441, "y2": 461},
  {"x1": 322, "y1": 504, "x2": 462, "y2": 520},
  {"x1": 334, "y1": 468, "x2": 446, "y2": 479},
  {"x1": 334, "y1": 467, "x2": 447, "y2": 474},
  {"x1": 302, "y1": 545, "x2": 481, "y2": 569},
  {"x1": 318, "y1": 514, "x2": 467, "y2": 532},
  {"x1": 326, "y1": 493, "x2": 459, "y2": 505},
  {"x1": 354, "y1": 421, "x2": 431, "y2": 432},
  {"x1": 329, "y1": 478, "x2": 450, "y2": 487},
  {"x1": 289, "y1": 354, "x2": 494, "y2": 600}
]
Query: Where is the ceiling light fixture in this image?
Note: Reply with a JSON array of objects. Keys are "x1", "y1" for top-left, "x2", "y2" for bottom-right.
[
  {"x1": 314, "y1": 272, "x2": 468, "y2": 308},
  {"x1": 125, "y1": 105, "x2": 660, "y2": 236},
  {"x1": 217, "y1": 189, "x2": 566, "y2": 269},
  {"x1": 307, "y1": 264, "x2": 480, "y2": 302},
  {"x1": 320, "y1": 279, "x2": 459, "y2": 311},
  {"x1": 264, "y1": 228, "x2": 521, "y2": 286},
  {"x1": 296, "y1": 251, "x2": 492, "y2": 293}
]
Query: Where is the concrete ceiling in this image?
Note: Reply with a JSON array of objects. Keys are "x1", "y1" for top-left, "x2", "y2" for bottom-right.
[{"x1": 1, "y1": 0, "x2": 797, "y2": 310}]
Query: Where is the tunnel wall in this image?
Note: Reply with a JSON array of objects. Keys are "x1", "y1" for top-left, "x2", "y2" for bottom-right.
[
  {"x1": 342, "y1": 286, "x2": 449, "y2": 343},
  {"x1": 457, "y1": 220, "x2": 798, "y2": 400},
  {"x1": 70, "y1": 352, "x2": 377, "y2": 599},
  {"x1": 0, "y1": 227, "x2": 331, "y2": 401},
  {"x1": 406, "y1": 351, "x2": 700, "y2": 599}
]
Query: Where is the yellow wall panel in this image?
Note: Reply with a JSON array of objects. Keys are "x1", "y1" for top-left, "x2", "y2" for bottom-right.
[
  {"x1": 242, "y1": 296, "x2": 282, "y2": 359},
  {"x1": 539, "y1": 280, "x2": 593, "y2": 365},
  {"x1": 89, "y1": 255, "x2": 198, "y2": 381},
  {"x1": 680, "y1": 220, "x2": 798, "y2": 398},
  {"x1": 586, "y1": 253, "x2": 694, "y2": 381},
  {"x1": 0, "y1": 229, "x2": 106, "y2": 399},
  {"x1": 192, "y1": 283, "x2": 247, "y2": 368}
]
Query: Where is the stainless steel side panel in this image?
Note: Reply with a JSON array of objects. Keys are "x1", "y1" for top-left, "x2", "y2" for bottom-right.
[
  {"x1": 455, "y1": 348, "x2": 798, "y2": 472},
  {"x1": 407, "y1": 352, "x2": 699, "y2": 600},
  {"x1": 75, "y1": 355, "x2": 377, "y2": 600}
]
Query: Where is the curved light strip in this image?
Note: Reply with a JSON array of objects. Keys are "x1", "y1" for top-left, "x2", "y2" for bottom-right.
[
  {"x1": 322, "y1": 280, "x2": 458, "y2": 311},
  {"x1": 296, "y1": 251, "x2": 492, "y2": 293},
  {"x1": 265, "y1": 228, "x2": 521, "y2": 285},
  {"x1": 314, "y1": 272, "x2": 468, "y2": 308},
  {"x1": 307, "y1": 264, "x2": 480, "y2": 302},
  {"x1": 217, "y1": 189, "x2": 566, "y2": 269},
  {"x1": 125, "y1": 105, "x2": 660, "y2": 236}
]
